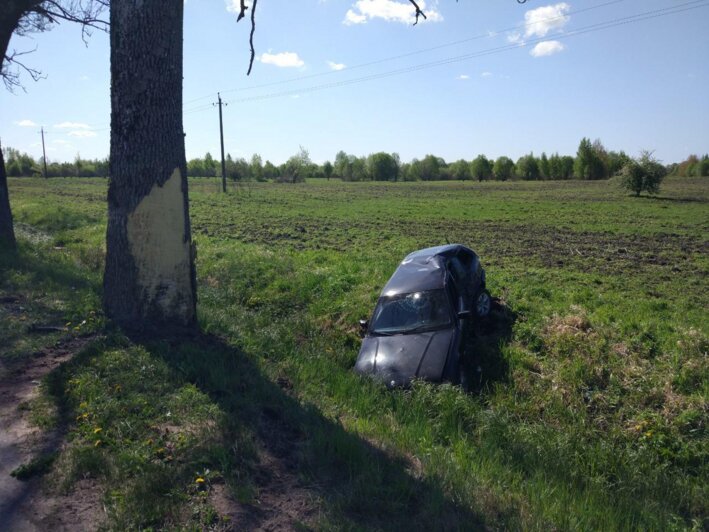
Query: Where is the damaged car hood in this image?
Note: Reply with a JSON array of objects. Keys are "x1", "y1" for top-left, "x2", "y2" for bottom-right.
[{"x1": 354, "y1": 329, "x2": 455, "y2": 387}]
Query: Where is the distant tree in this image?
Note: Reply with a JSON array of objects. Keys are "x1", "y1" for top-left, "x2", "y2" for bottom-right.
[
  {"x1": 674, "y1": 154, "x2": 709, "y2": 177},
  {"x1": 263, "y1": 160, "x2": 278, "y2": 180},
  {"x1": 548, "y1": 153, "x2": 562, "y2": 180},
  {"x1": 281, "y1": 146, "x2": 311, "y2": 184},
  {"x1": 250, "y1": 153, "x2": 264, "y2": 181},
  {"x1": 404, "y1": 159, "x2": 422, "y2": 181},
  {"x1": 187, "y1": 158, "x2": 205, "y2": 177},
  {"x1": 226, "y1": 156, "x2": 249, "y2": 181},
  {"x1": 333, "y1": 150, "x2": 350, "y2": 179},
  {"x1": 560, "y1": 155, "x2": 575, "y2": 179},
  {"x1": 203, "y1": 152, "x2": 217, "y2": 177},
  {"x1": 516, "y1": 153, "x2": 540, "y2": 180},
  {"x1": 696, "y1": 155, "x2": 709, "y2": 177},
  {"x1": 420, "y1": 154, "x2": 443, "y2": 181},
  {"x1": 3, "y1": 147, "x2": 36, "y2": 176},
  {"x1": 575, "y1": 137, "x2": 608, "y2": 180},
  {"x1": 367, "y1": 152, "x2": 399, "y2": 181},
  {"x1": 493, "y1": 156, "x2": 514, "y2": 181},
  {"x1": 349, "y1": 156, "x2": 368, "y2": 181},
  {"x1": 607, "y1": 150, "x2": 631, "y2": 177},
  {"x1": 674, "y1": 154, "x2": 699, "y2": 177},
  {"x1": 470, "y1": 154, "x2": 492, "y2": 182},
  {"x1": 449, "y1": 159, "x2": 471, "y2": 181},
  {"x1": 539, "y1": 152, "x2": 550, "y2": 179},
  {"x1": 322, "y1": 161, "x2": 333, "y2": 181},
  {"x1": 620, "y1": 151, "x2": 667, "y2": 196}
]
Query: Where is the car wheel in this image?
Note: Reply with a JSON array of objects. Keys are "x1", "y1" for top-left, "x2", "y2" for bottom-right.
[{"x1": 475, "y1": 290, "x2": 491, "y2": 318}]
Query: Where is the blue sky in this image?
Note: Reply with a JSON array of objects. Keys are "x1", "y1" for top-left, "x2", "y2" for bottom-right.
[{"x1": 1, "y1": 0, "x2": 708, "y2": 165}]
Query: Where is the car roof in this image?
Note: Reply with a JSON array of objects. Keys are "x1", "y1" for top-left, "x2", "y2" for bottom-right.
[{"x1": 380, "y1": 244, "x2": 476, "y2": 297}]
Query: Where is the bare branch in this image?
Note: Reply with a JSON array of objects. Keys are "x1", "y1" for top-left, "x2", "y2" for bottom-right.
[
  {"x1": 246, "y1": 0, "x2": 258, "y2": 76},
  {"x1": 3, "y1": 47, "x2": 45, "y2": 92},
  {"x1": 232, "y1": 0, "x2": 529, "y2": 75},
  {"x1": 408, "y1": 0, "x2": 427, "y2": 26},
  {"x1": 2, "y1": 0, "x2": 108, "y2": 90},
  {"x1": 236, "y1": 0, "x2": 248, "y2": 22}
]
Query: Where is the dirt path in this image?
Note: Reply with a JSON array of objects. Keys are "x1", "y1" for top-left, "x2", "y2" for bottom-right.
[{"x1": 0, "y1": 336, "x2": 103, "y2": 531}]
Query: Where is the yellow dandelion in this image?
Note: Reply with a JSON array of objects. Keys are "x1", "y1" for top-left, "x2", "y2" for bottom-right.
[
  {"x1": 93, "y1": 427, "x2": 102, "y2": 434},
  {"x1": 79, "y1": 402, "x2": 88, "y2": 409},
  {"x1": 114, "y1": 384, "x2": 122, "y2": 392},
  {"x1": 94, "y1": 439, "x2": 102, "y2": 447},
  {"x1": 195, "y1": 477, "x2": 205, "y2": 484}
]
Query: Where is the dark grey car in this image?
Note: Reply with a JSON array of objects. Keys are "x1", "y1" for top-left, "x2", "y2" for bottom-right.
[{"x1": 354, "y1": 244, "x2": 490, "y2": 388}]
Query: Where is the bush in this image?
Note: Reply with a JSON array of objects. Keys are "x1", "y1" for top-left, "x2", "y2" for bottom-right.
[{"x1": 620, "y1": 151, "x2": 667, "y2": 196}]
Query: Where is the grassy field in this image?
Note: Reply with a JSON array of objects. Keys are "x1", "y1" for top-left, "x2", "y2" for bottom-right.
[{"x1": 1, "y1": 176, "x2": 707, "y2": 530}]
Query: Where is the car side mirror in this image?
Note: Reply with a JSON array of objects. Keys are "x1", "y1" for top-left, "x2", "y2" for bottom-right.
[
  {"x1": 457, "y1": 310, "x2": 472, "y2": 319},
  {"x1": 358, "y1": 319, "x2": 369, "y2": 337}
]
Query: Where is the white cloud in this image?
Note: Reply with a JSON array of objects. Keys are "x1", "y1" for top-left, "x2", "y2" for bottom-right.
[
  {"x1": 327, "y1": 61, "x2": 346, "y2": 71},
  {"x1": 51, "y1": 139, "x2": 73, "y2": 146},
  {"x1": 508, "y1": 3, "x2": 570, "y2": 46},
  {"x1": 343, "y1": 0, "x2": 442, "y2": 25},
  {"x1": 344, "y1": 9, "x2": 367, "y2": 24},
  {"x1": 530, "y1": 40, "x2": 565, "y2": 57},
  {"x1": 68, "y1": 130, "x2": 97, "y2": 138},
  {"x1": 225, "y1": 0, "x2": 251, "y2": 13},
  {"x1": 524, "y1": 3, "x2": 570, "y2": 38},
  {"x1": 259, "y1": 52, "x2": 305, "y2": 68},
  {"x1": 507, "y1": 31, "x2": 523, "y2": 45},
  {"x1": 457, "y1": 74, "x2": 470, "y2": 80},
  {"x1": 481, "y1": 71, "x2": 493, "y2": 78},
  {"x1": 15, "y1": 119, "x2": 37, "y2": 127},
  {"x1": 55, "y1": 121, "x2": 91, "y2": 129}
]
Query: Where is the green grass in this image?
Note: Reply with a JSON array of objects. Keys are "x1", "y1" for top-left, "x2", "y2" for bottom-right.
[{"x1": 1, "y1": 176, "x2": 707, "y2": 530}]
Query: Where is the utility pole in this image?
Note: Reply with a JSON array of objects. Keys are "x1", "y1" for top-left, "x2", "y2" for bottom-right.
[
  {"x1": 213, "y1": 93, "x2": 227, "y2": 193},
  {"x1": 40, "y1": 127, "x2": 48, "y2": 178}
]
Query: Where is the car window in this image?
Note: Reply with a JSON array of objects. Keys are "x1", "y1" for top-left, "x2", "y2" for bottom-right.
[{"x1": 370, "y1": 289, "x2": 452, "y2": 335}]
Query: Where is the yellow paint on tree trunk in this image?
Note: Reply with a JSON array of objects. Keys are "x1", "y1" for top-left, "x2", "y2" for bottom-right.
[{"x1": 126, "y1": 168, "x2": 193, "y2": 320}]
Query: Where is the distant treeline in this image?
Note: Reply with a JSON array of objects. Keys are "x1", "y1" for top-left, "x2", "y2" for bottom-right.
[
  {"x1": 3, "y1": 147, "x2": 109, "y2": 178},
  {"x1": 3, "y1": 139, "x2": 707, "y2": 181}
]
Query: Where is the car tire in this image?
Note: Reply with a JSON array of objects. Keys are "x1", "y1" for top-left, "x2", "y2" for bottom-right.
[{"x1": 474, "y1": 290, "x2": 491, "y2": 318}]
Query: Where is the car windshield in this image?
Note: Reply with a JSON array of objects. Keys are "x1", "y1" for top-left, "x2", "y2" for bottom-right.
[{"x1": 370, "y1": 289, "x2": 452, "y2": 335}]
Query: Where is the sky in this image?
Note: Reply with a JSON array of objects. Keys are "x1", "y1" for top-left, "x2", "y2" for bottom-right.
[{"x1": 1, "y1": 0, "x2": 708, "y2": 165}]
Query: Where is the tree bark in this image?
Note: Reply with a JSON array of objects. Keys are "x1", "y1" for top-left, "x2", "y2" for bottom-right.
[
  {"x1": 104, "y1": 0, "x2": 196, "y2": 331},
  {"x1": 0, "y1": 145, "x2": 17, "y2": 249},
  {"x1": 0, "y1": 1, "x2": 33, "y2": 251}
]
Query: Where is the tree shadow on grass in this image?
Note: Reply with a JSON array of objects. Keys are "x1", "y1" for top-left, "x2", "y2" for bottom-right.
[
  {"x1": 0, "y1": 244, "x2": 99, "y2": 365},
  {"x1": 638, "y1": 195, "x2": 707, "y2": 204},
  {"x1": 142, "y1": 332, "x2": 489, "y2": 531}
]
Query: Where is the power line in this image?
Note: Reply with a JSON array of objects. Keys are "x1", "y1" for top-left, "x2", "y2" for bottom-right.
[
  {"x1": 76, "y1": 0, "x2": 709, "y2": 128},
  {"x1": 215, "y1": 0, "x2": 708, "y2": 106},
  {"x1": 182, "y1": 0, "x2": 629, "y2": 106}
]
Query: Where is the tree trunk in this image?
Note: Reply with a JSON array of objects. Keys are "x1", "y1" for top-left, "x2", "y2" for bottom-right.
[
  {"x1": 104, "y1": 0, "x2": 196, "y2": 330},
  {"x1": 0, "y1": 1, "x2": 33, "y2": 251},
  {"x1": 0, "y1": 145, "x2": 16, "y2": 249}
]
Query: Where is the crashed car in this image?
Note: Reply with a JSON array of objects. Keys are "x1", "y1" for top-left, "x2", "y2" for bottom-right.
[{"x1": 354, "y1": 244, "x2": 490, "y2": 388}]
